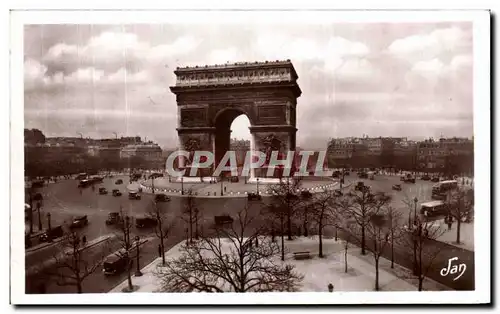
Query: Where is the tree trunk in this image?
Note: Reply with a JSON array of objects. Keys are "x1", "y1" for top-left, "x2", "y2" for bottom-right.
[
  {"x1": 303, "y1": 209, "x2": 308, "y2": 237},
  {"x1": 281, "y1": 215, "x2": 285, "y2": 261},
  {"x1": 287, "y1": 202, "x2": 292, "y2": 240},
  {"x1": 391, "y1": 231, "x2": 394, "y2": 269},
  {"x1": 456, "y1": 219, "x2": 461, "y2": 244},
  {"x1": 189, "y1": 211, "x2": 193, "y2": 244},
  {"x1": 76, "y1": 281, "x2": 83, "y2": 294},
  {"x1": 418, "y1": 276, "x2": 423, "y2": 291},
  {"x1": 375, "y1": 257, "x2": 380, "y2": 291},
  {"x1": 127, "y1": 259, "x2": 133, "y2": 291},
  {"x1": 318, "y1": 222, "x2": 323, "y2": 258},
  {"x1": 344, "y1": 242, "x2": 348, "y2": 273},
  {"x1": 361, "y1": 225, "x2": 366, "y2": 255}
]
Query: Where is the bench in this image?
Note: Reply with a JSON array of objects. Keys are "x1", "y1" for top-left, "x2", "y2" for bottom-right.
[{"x1": 293, "y1": 251, "x2": 311, "y2": 260}]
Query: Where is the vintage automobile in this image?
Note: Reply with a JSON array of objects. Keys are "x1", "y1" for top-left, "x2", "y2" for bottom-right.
[
  {"x1": 354, "y1": 181, "x2": 365, "y2": 191},
  {"x1": 230, "y1": 176, "x2": 239, "y2": 183},
  {"x1": 247, "y1": 192, "x2": 262, "y2": 201},
  {"x1": 300, "y1": 190, "x2": 313, "y2": 199},
  {"x1": 70, "y1": 215, "x2": 88, "y2": 229},
  {"x1": 392, "y1": 184, "x2": 402, "y2": 191},
  {"x1": 421, "y1": 174, "x2": 431, "y2": 181},
  {"x1": 431, "y1": 176, "x2": 440, "y2": 182},
  {"x1": 115, "y1": 179, "x2": 123, "y2": 185},
  {"x1": 105, "y1": 212, "x2": 123, "y2": 226},
  {"x1": 135, "y1": 216, "x2": 158, "y2": 228},
  {"x1": 154, "y1": 194, "x2": 170, "y2": 202},
  {"x1": 112, "y1": 189, "x2": 122, "y2": 197},
  {"x1": 214, "y1": 214, "x2": 233, "y2": 227},
  {"x1": 103, "y1": 249, "x2": 128, "y2": 276},
  {"x1": 38, "y1": 225, "x2": 64, "y2": 242},
  {"x1": 128, "y1": 191, "x2": 141, "y2": 200},
  {"x1": 98, "y1": 187, "x2": 108, "y2": 195}
]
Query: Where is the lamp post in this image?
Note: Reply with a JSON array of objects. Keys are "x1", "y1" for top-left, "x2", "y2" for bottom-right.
[
  {"x1": 256, "y1": 177, "x2": 260, "y2": 195},
  {"x1": 134, "y1": 236, "x2": 143, "y2": 277},
  {"x1": 413, "y1": 197, "x2": 418, "y2": 276},
  {"x1": 47, "y1": 212, "x2": 52, "y2": 242},
  {"x1": 413, "y1": 197, "x2": 418, "y2": 224},
  {"x1": 37, "y1": 201, "x2": 43, "y2": 231},
  {"x1": 181, "y1": 174, "x2": 184, "y2": 195},
  {"x1": 220, "y1": 174, "x2": 224, "y2": 196}
]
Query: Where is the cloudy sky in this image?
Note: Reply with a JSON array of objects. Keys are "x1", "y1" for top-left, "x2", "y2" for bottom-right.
[{"x1": 24, "y1": 22, "x2": 473, "y2": 149}]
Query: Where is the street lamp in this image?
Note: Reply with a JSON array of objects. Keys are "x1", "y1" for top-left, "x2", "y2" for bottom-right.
[
  {"x1": 413, "y1": 197, "x2": 418, "y2": 224},
  {"x1": 37, "y1": 201, "x2": 43, "y2": 231},
  {"x1": 134, "y1": 235, "x2": 143, "y2": 277},
  {"x1": 220, "y1": 174, "x2": 224, "y2": 196},
  {"x1": 256, "y1": 177, "x2": 260, "y2": 195},
  {"x1": 181, "y1": 172, "x2": 184, "y2": 195}
]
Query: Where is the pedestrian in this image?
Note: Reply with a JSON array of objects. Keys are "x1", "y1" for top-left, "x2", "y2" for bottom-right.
[
  {"x1": 447, "y1": 217, "x2": 452, "y2": 231},
  {"x1": 82, "y1": 235, "x2": 87, "y2": 244}
]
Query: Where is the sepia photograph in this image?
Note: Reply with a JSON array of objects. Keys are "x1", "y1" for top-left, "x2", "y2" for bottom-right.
[{"x1": 10, "y1": 9, "x2": 490, "y2": 305}]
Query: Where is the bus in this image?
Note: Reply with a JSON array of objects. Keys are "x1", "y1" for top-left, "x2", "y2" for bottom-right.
[
  {"x1": 431, "y1": 180, "x2": 458, "y2": 200},
  {"x1": 420, "y1": 200, "x2": 447, "y2": 217},
  {"x1": 76, "y1": 173, "x2": 87, "y2": 180}
]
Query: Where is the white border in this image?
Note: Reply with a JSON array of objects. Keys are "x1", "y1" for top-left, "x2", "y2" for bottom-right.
[{"x1": 10, "y1": 9, "x2": 491, "y2": 305}]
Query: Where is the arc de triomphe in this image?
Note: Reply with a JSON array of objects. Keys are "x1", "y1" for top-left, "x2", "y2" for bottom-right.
[{"x1": 169, "y1": 60, "x2": 302, "y2": 181}]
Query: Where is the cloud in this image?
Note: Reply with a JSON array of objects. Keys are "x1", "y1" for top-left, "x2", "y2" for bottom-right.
[
  {"x1": 388, "y1": 27, "x2": 470, "y2": 61},
  {"x1": 24, "y1": 58, "x2": 48, "y2": 90}
]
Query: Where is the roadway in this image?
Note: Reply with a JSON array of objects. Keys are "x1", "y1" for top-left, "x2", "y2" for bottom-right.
[{"x1": 24, "y1": 173, "x2": 474, "y2": 293}]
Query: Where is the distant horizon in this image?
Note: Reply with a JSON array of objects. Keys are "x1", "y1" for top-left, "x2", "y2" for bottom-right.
[{"x1": 29, "y1": 127, "x2": 473, "y2": 151}]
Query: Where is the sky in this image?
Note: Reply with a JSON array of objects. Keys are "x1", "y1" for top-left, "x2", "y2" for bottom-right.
[{"x1": 24, "y1": 22, "x2": 473, "y2": 149}]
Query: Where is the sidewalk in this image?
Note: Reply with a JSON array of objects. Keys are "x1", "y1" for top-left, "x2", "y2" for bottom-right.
[
  {"x1": 435, "y1": 221, "x2": 474, "y2": 251},
  {"x1": 109, "y1": 236, "x2": 446, "y2": 293}
]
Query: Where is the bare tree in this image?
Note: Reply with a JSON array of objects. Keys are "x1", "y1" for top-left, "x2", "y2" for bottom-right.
[
  {"x1": 265, "y1": 201, "x2": 286, "y2": 261},
  {"x1": 43, "y1": 231, "x2": 106, "y2": 293},
  {"x1": 156, "y1": 205, "x2": 303, "y2": 292},
  {"x1": 149, "y1": 199, "x2": 176, "y2": 266},
  {"x1": 386, "y1": 206, "x2": 404, "y2": 269},
  {"x1": 364, "y1": 212, "x2": 392, "y2": 291},
  {"x1": 337, "y1": 218, "x2": 356, "y2": 273},
  {"x1": 181, "y1": 188, "x2": 200, "y2": 245},
  {"x1": 340, "y1": 185, "x2": 392, "y2": 255},
  {"x1": 267, "y1": 177, "x2": 304, "y2": 240},
  {"x1": 447, "y1": 188, "x2": 474, "y2": 244},
  {"x1": 310, "y1": 189, "x2": 337, "y2": 258},
  {"x1": 115, "y1": 214, "x2": 135, "y2": 292},
  {"x1": 400, "y1": 217, "x2": 446, "y2": 291}
]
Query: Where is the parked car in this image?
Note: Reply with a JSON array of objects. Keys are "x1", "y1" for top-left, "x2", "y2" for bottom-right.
[
  {"x1": 38, "y1": 225, "x2": 64, "y2": 242},
  {"x1": 421, "y1": 175, "x2": 431, "y2": 181},
  {"x1": 392, "y1": 184, "x2": 402, "y2": 191},
  {"x1": 128, "y1": 191, "x2": 141, "y2": 200},
  {"x1": 99, "y1": 187, "x2": 108, "y2": 195},
  {"x1": 154, "y1": 194, "x2": 170, "y2": 202},
  {"x1": 300, "y1": 190, "x2": 313, "y2": 199},
  {"x1": 354, "y1": 181, "x2": 365, "y2": 191},
  {"x1": 112, "y1": 189, "x2": 122, "y2": 197},
  {"x1": 135, "y1": 216, "x2": 158, "y2": 228},
  {"x1": 247, "y1": 192, "x2": 262, "y2": 201},
  {"x1": 105, "y1": 212, "x2": 123, "y2": 226},
  {"x1": 103, "y1": 249, "x2": 128, "y2": 276},
  {"x1": 230, "y1": 176, "x2": 239, "y2": 183},
  {"x1": 214, "y1": 214, "x2": 233, "y2": 227},
  {"x1": 431, "y1": 176, "x2": 440, "y2": 182},
  {"x1": 70, "y1": 215, "x2": 88, "y2": 229},
  {"x1": 115, "y1": 179, "x2": 123, "y2": 185},
  {"x1": 358, "y1": 172, "x2": 368, "y2": 179}
]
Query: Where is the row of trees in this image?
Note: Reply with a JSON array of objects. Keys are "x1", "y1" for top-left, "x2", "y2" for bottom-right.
[
  {"x1": 156, "y1": 178, "x2": 474, "y2": 292},
  {"x1": 30, "y1": 180, "x2": 473, "y2": 293}
]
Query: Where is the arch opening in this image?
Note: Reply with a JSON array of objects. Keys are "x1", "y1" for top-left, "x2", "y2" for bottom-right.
[{"x1": 214, "y1": 108, "x2": 251, "y2": 175}]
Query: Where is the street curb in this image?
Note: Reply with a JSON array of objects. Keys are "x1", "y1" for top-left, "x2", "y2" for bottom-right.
[
  {"x1": 25, "y1": 237, "x2": 65, "y2": 256},
  {"x1": 26, "y1": 234, "x2": 115, "y2": 276}
]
